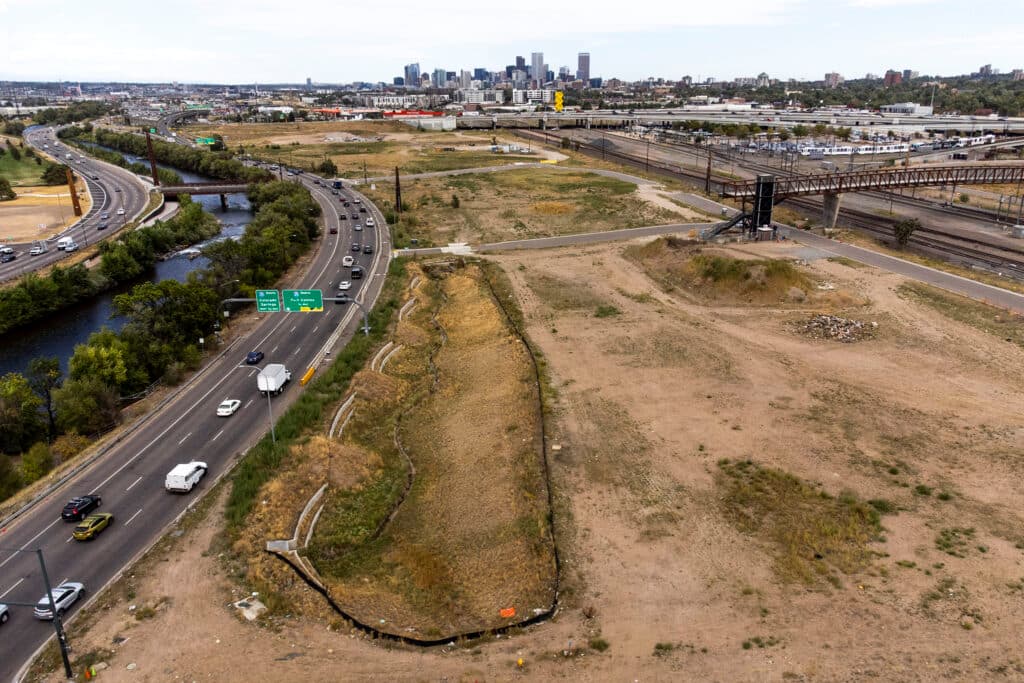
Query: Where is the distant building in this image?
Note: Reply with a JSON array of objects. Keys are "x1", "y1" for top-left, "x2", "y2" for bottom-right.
[
  {"x1": 577, "y1": 52, "x2": 590, "y2": 82},
  {"x1": 512, "y1": 89, "x2": 554, "y2": 105},
  {"x1": 880, "y1": 102, "x2": 933, "y2": 115},
  {"x1": 460, "y1": 70, "x2": 472, "y2": 88},
  {"x1": 531, "y1": 52, "x2": 544, "y2": 83},
  {"x1": 404, "y1": 63, "x2": 421, "y2": 88},
  {"x1": 902, "y1": 69, "x2": 919, "y2": 81},
  {"x1": 305, "y1": 77, "x2": 312, "y2": 90},
  {"x1": 394, "y1": 77, "x2": 405, "y2": 86},
  {"x1": 1013, "y1": 69, "x2": 1024, "y2": 81},
  {"x1": 473, "y1": 68, "x2": 488, "y2": 82},
  {"x1": 979, "y1": 63, "x2": 993, "y2": 76},
  {"x1": 883, "y1": 70, "x2": 903, "y2": 87},
  {"x1": 679, "y1": 75, "x2": 693, "y2": 86},
  {"x1": 456, "y1": 89, "x2": 500, "y2": 104},
  {"x1": 515, "y1": 55, "x2": 526, "y2": 70},
  {"x1": 756, "y1": 72, "x2": 770, "y2": 88},
  {"x1": 432, "y1": 69, "x2": 447, "y2": 88},
  {"x1": 824, "y1": 72, "x2": 844, "y2": 88}
]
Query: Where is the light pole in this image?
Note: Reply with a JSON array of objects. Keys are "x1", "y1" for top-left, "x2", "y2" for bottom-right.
[
  {"x1": 233, "y1": 363, "x2": 277, "y2": 443},
  {"x1": 0, "y1": 547, "x2": 74, "y2": 680}
]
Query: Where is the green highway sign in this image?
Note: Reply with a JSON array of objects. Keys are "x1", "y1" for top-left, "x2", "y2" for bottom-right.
[
  {"x1": 195, "y1": 137, "x2": 216, "y2": 145},
  {"x1": 283, "y1": 289, "x2": 323, "y2": 312},
  {"x1": 149, "y1": 128, "x2": 157, "y2": 133},
  {"x1": 256, "y1": 289, "x2": 281, "y2": 313}
]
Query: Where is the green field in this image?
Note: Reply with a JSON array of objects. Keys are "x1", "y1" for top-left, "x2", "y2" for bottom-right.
[{"x1": 0, "y1": 140, "x2": 48, "y2": 186}]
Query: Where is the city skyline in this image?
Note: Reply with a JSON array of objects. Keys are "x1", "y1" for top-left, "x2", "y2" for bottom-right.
[{"x1": 0, "y1": 0, "x2": 1021, "y2": 84}]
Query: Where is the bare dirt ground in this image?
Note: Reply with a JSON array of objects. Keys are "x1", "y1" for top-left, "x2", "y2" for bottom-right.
[
  {"x1": 38, "y1": 237, "x2": 1024, "y2": 682},
  {"x1": 0, "y1": 182, "x2": 91, "y2": 241}
]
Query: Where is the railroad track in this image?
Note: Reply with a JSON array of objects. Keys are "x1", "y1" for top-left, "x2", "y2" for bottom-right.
[{"x1": 518, "y1": 129, "x2": 1024, "y2": 277}]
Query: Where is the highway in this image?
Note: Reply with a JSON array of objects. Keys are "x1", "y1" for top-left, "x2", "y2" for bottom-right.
[
  {"x1": 0, "y1": 175, "x2": 391, "y2": 682},
  {"x1": 0, "y1": 127, "x2": 151, "y2": 283}
]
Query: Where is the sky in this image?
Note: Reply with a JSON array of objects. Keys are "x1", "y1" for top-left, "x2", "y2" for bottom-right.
[{"x1": 0, "y1": 0, "x2": 1021, "y2": 84}]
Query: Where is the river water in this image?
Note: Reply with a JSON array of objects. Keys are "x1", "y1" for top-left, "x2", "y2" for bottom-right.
[{"x1": 0, "y1": 153, "x2": 251, "y2": 377}]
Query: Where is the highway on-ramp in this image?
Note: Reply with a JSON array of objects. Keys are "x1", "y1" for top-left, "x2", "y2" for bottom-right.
[
  {"x1": 0, "y1": 176, "x2": 391, "y2": 682},
  {"x1": 0, "y1": 127, "x2": 151, "y2": 283}
]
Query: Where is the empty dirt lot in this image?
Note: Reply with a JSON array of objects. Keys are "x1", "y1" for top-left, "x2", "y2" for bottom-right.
[{"x1": 32, "y1": 237, "x2": 1024, "y2": 682}]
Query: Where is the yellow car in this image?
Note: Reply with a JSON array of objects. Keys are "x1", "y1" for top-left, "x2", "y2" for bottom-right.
[{"x1": 73, "y1": 513, "x2": 114, "y2": 541}]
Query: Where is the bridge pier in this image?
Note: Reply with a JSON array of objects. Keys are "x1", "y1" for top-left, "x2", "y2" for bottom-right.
[
  {"x1": 219, "y1": 194, "x2": 228, "y2": 211},
  {"x1": 822, "y1": 192, "x2": 841, "y2": 229}
]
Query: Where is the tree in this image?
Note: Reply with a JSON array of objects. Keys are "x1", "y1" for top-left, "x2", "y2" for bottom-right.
[
  {"x1": 21, "y1": 442, "x2": 53, "y2": 483},
  {"x1": 8, "y1": 144, "x2": 20, "y2": 161},
  {"x1": 893, "y1": 218, "x2": 921, "y2": 248},
  {"x1": 41, "y1": 163, "x2": 71, "y2": 186},
  {"x1": 27, "y1": 357, "x2": 63, "y2": 441},
  {"x1": 54, "y1": 376, "x2": 120, "y2": 435},
  {"x1": 0, "y1": 177, "x2": 15, "y2": 201},
  {"x1": 0, "y1": 454, "x2": 21, "y2": 502},
  {"x1": 0, "y1": 372, "x2": 46, "y2": 454},
  {"x1": 451, "y1": 194, "x2": 460, "y2": 208},
  {"x1": 51, "y1": 432, "x2": 90, "y2": 465},
  {"x1": 317, "y1": 158, "x2": 338, "y2": 176}
]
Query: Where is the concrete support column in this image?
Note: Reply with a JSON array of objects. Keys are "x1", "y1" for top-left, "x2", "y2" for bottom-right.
[
  {"x1": 219, "y1": 194, "x2": 228, "y2": 211},
  {"x1": 822, "y1": 191, "x2": 841, "y2": 229}
]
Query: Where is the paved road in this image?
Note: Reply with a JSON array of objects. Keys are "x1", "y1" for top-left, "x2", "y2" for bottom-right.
[
  {"x1": 0, "y1": 127, "x2": 151, "y2": 283},
  {"x1": 0, "y1": 176, "x2": 391, "y2": 682}
]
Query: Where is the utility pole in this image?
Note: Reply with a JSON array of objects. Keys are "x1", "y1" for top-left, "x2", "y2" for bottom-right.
[
  {"x1": 705, "y1": 149, "x2": 713, "y2": 194},
  {"x1": 363, "y1": 161, "x2": 368, "y2": 184},
  {"x1": 145, "y1": 130, "x2": 160, "y2": 185},
  {"x1": 394, "y1": 166, "x2": 401, "y2": 217}
]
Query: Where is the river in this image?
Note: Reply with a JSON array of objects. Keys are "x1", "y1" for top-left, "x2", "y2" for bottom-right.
[{"x1": 0, "y1": 153, "x2": 251, "y2": 377}]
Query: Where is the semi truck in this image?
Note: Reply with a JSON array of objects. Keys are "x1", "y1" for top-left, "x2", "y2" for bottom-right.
[
  {"x1": 332, "y1": 180, "x2": 343, "y2": 189},
  {"x1": 257, "y1": 363, "x2": 291, "y2": 395}
]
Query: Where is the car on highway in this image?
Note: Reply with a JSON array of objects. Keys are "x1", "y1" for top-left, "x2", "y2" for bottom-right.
[
  {"x1": 33, "y1": 582, "x2": 85, "y2": 620},
  {"x1": 165, "y1": 461, "x2": 207, "y2": 493},
  {"x1": 100, "y1": 212, "x2": 109, "y2": 220},
  {"x1": 335, "y1": 293, "x2": 349, "y2": 305},
  {"x1": 363, "y1": 244, "x2": 374, "y2": 254},
  {"x1": 116, "y1": 208, "x2": 125, "y2": 215},
  {"x1": 0, "y1": 252, "x2": 15, "y2": 264},
  {"x1": 245, "y1": 350, "x2": 264, "y2": 365},
  {"x1": 350, "y1": 213, "x2": 358, "y2": 219},
  {"x1": 115, "y1": 188, "x2": 122, "y2": 193},
  {"x1": 359, "y1": 207, "x2": 367, "y2": 214},
  {"x1": 63, "y1": 241, "x2": 79, "y2": 252},
  {"x1": 29, "y1": 243, "x2": 47, "y2": 256},
  {"x1": 352, "y1": 198, "x2": 361, "y2": 204},
  {"x1": 61, "y1": 494, "x2": 102, "y2": 522},
  {"x1": 313, "y1": 180, "x2": 321, "y2": 185},
  {"x1": 354, "y1": 224, "x2": 362, "y2": 232},
  {"x1": 338, "y1": 214, "x2": 347, "y2": 220},
  {"x1": 91, "y1": 174, "x2": 100, "y2": 180},
  {"x1": 217, "y1": 399, "x2": 241, "y2": 417},
  {"x1": 343, "y1": 202, "x2": 351, "y2": 208},
  {"x1": 73, "y1": 513, "x2": 114, "y2": 541},
  {"x1": 338, "y1": 280, "x2": 352, "y2": 291},
  {"x1": 342, "y1": 255, "x2": 354, "y2": 267},
  {"x1": 331, "y1": 190, "x2": 339, "y2": 195},
  {"x1": 351, "y1": 243, "x2": 360, "y2": 252},
  {"x1": 351, "y1": 266, "x2": 364, "y2": 279},
  {"x1": 365, "y1": 217, "x2": 375, "y2": 227},
  {"x1": 98, "y1": 223, "x2": 108, "y2": 230},
  {"x1": 329, "y1": 226, "x2": 338, "y2": 234},
  {"x1": 0, "y1": 603, "x2": 8, "y2": 625}
]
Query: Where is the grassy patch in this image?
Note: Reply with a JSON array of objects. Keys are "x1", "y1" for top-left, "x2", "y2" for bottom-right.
[
  {"x1": 936, "y1": 527, "x2": 976, "y2": 558},
  {"x1": 0, "y1": 139, "x2": 48, "y2": 186},
  {"x1": 594, "y1": 304, "x2": 621, "y2": 318},
  {"x1": 527, "y1": 272, "x2": 609, "y2": 311},
  {"x1": 898, "y1": 281, "x2": 1024, "y2": 348},
  {"x1": 590, "y1": 637, "x2": 610, "y2": 652},
  {"x1": 717, "y1": 459, "x2": 883, "y2": 584}
]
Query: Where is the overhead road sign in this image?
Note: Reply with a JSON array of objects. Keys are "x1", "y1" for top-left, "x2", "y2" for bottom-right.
[
  {"x1": 283, "y1": 289, "x2": 323, "y2": 312},
  {"x1": 256, "y1": 289, "x2": 281, "y2": 313}
]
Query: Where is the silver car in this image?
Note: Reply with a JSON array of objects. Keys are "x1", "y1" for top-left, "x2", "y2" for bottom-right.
[
  {"x1": 0, "y1": 603, "x2": 9, "y2": 625},
  {"x1": 33, "y1": 582, "x2": 85, "y2": 620}
]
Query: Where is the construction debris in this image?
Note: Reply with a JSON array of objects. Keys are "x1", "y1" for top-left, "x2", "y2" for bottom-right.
[{"x1": 797, "y1": 314, "x2": 877, "y2": 342}]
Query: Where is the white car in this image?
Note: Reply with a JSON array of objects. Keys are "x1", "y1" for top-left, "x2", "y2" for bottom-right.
[
  {"x1": 365, "y1": 218, "x2": 375, "y2": 227},
  {"x1": 353, "y1": 224, "x2": 362, "y2": 232},
  {"x1": 216, "y1": 399, "x2": 241, "y2": 417},
  {"x1": 342, "y1": 255, "x2": 354, "y2": 267},
  {"x1": 116, "y1": 208, "x2": 125, "y2": 215},
  {"x1": 338, "y1": 281, "x2": 352, "y2": 291},
  {"x1": 33, "y1": 582, "x2": 85, "y2": 620},
  {"x1": 0, "y1": 603, "x2": 9, "y2": 625}
]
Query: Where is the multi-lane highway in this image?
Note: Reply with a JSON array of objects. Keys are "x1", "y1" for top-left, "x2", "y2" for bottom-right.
[
  {"x1": 0, "y1": 175, "x2": 391, "y2": 682},
  {"x1": 0, "y1": 127, "x2": 151, "y2": 283}
]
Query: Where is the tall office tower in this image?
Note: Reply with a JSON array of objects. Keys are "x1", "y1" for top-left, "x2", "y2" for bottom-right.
[
  {"x1": 577, "y1": 52, "x2": 590, "y2": 82},
  {"x1": 516, "y1": 55, "x2": 526, "y2": 70},
  {"x1": 531, "y1": 52, "x2": 544, "y2": 84},
  {"x1": 433, "y1": 68, "x2": 447, "y2": 88},
  {"x1": 404, "y1": 63, "x2": 421, "y2": 88}
]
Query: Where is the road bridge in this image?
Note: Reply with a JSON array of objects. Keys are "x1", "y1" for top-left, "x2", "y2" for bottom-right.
[
  {"x1": 720, "y1": 165, "x2": 1024, "y2": 228},
  {"x1": 159, "y1": 181, "x2": 250, "y2": 209}
]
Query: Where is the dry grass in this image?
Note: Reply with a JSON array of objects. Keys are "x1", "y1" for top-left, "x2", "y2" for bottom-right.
[
  {"x1": 897, "y1": 281, "x2": 1024, "y2": 349},
  {"x1": 365, "y1": 168, "x2": 685, "y2": 247},
  {"x1": 308, "y1": 262, "x2": 555, "y2": 636}
]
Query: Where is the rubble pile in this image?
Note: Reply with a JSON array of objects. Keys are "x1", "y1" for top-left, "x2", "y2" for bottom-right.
[{"x1": 797, "y1": 314, "x2": 876, "y2": 342}]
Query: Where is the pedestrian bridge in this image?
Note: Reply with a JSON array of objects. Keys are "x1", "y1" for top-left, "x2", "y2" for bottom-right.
[
  {"x1": 158, "y1": 182, "x2": 250, "y2": 197},
  {"x1": 720, "y1": 165, "x2": 1024, "y2": 228}
]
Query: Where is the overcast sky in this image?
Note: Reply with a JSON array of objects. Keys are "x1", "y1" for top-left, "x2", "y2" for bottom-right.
[{"x1": 1, "y1": 0, "x2": 1021, "y2": 84}]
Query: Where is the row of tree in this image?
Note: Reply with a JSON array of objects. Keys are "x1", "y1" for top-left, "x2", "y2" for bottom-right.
[
  {"x1": 0, "y1": 197, "x2": 220, "y2": 337},
  {"x1": 62, "y1": 127, "x2": 272, "y2": 184},
  {"x1": 0, "y1": 181, "x2": 321, "y2": 504}
]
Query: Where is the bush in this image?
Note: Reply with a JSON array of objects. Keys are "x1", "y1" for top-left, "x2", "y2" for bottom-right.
[{"x1": 21, "y1": 442, "x2": 54, "y2": 483}]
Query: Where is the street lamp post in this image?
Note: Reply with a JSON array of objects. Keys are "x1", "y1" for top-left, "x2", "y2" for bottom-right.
[{"x1": 0, "y1": 547, "x2": 75, "y2": 680}]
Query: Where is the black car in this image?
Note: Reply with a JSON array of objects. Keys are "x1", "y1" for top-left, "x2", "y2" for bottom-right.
[
  {"x1": 343, "y1": 202, "x2": 351, "y2": 207},
  {"x1": 0, "y1": 253, "x2": 15, "y2": 263},
  {"x1": 61, "y1": 494, "x2": 102, "y2": 522},
  {"x1": 329, "y1": 226, "x2": 338, "y2": 234},
  {"x1": 351, "y1": 266, "x2": 364, "y2": 279},
  {"x1": 97, "y1": 223, "x2": 108, "y2": 231},
  {"x1": 363, "y1": 244, "x2": 374, "y2": 254},
  {"x1": 359, "y1": 207, "x2": 367, "y2": 213},
  {"x1": 351, "y1": 214, "x2": 359, "y2": 219},
  {"x1": 331, "y1": 190, "x2": 339, "y2": 195},
  {"x1": 338, "y1": 214, "x2": 347, "y2": 220},
  {"x1": 351, "y1": 243, "x2": 361, "y2": 252},
  {"x1": 245, "y1": 350, "x2": 265, "y2": 365}
]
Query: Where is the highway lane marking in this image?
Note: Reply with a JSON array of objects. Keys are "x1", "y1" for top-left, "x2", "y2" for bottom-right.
[
  {"x1": 290, "y1": 325, "x2": 297, "y2": 333},
  {"x1": 312, "y1": 325, "x2": 319, "y2": 333},
  {"x1": 249, "y1": 369, "x2": 257, "y2": 377},
  {"x1": 243, "y1": 399, "x2": 254, "y2": 409},
  {"x1": 126, "y1": 476, "x2": 143, "y2": 492},
  {"x1": 291, "y1": 346, "x2": 302, "y2": 356},
  {"x1": 58, "y1": 577, "x2": 68, "y2": 587},
  {"x1": 124, "y1": 509, "x2": 143, "y2": 527},
  {"x1": 65, "y1": 535, "x2": 73, "y2": 543},
  {"x1": 0, "y1": 517, "x2": 62, "y2": 570},
  {"x1": 178, "y1": 432, "x2": 192, "y2": 445},
  {"x1": 271, "y1": 345, "x2": 279, "y2": 354},
  {"x1": 211, "y1": 429, "x2": 225, "y2": 442},
  {"x1": 0, "y1": 577, "x2": 24, "y2": 599}
]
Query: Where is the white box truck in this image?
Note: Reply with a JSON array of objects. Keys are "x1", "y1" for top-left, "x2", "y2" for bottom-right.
[
  {"x1": 165, "y1": 461, "x2": 207, "y2": 493},
  {"x1": 257, "y1": 363, "x2": 291, "y2": 396}
]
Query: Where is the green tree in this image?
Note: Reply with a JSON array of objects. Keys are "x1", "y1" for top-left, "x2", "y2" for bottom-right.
[
  {"x1": 21, "y1": 442, "x2": 53, "y2": 483},
  {"x1": 41, "y1": 163, "x2": 71, "y2": 186},
  {"x1": 451, "y1": 194, "x2": 460, "y2": 208},
  {"x1": 317, "y1": 158, "x2": 338, "y2": 176},
  {"x1": 893, "y1": 218, "x2": 921, "y2": 248},
  {"x1": 27, "y1": 357, "x2": 63, "y2": 441},
  {"x1": 51, "y1": 432, "x2": 90, "y2": 465},
  {"x1": 69, "y1": 335, "x2": 131, "y2": 388},
  {"x1": 53, "y1": 376, "x2": 120, "y2": 435},
  {"x1": 0, "y1": 372, "x2": 46, "y2": 454},
  {"x1": 8, "y1": 144, "x2": 20, "y2": 161},
  {"x1": 0, "y1": 454, "x2": 21, "y2": 502},
  {"x1": 0, "y1": 177, "x2": 15, "y2": 201},
  {"x1": 792, "y1": 124, "x2": 809, "y2": 139}
]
